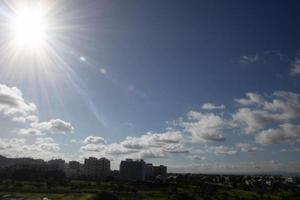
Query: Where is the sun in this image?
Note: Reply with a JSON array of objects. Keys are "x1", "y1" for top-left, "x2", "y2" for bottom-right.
[{"x1": 10, "y1": 4, "x2": 48, "y2": 50}]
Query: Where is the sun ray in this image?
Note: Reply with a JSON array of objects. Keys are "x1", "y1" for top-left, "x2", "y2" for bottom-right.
[{"x1": 0, "y1": 0, "x2": 105, "y2": 125}]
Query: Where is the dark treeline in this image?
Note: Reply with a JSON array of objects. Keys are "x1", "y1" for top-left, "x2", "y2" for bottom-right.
[{"x1": 0, "y1": 166, "x2": 66, "y2": 183}]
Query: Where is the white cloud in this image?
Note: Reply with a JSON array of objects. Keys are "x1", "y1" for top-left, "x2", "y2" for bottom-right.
[
  {"x1": 19, "y1": 128, "x2": 43, "y2": 136},
  {"x1": 233, "y1": 91, "x2": 300, "y2": 133},
  {"x1": 255, "y1": 123, "x2": 300, "y2": 144},
  {"x1": 239, "y1": 54, "x2": 259, "y2": 64},
  {"x1": 235, "y1": 92, "x2": 264, "y2": 106},
  {"x1": 32, "y1": 119, "x2": 74, "y2": 134},
  {"x1": 210, "y1": 145, "x2": 238, "y2": 155},
  {"x1": 80, "y1": 143, "x2": 105, "y2": 152},
  {"x1": 0, "y1": 137, "x2": 61, "y2": 160},
  {"x1": 0, "y1": 84, "x2": 37, "y2": 123},
  {"x1": 121, "y1": 131, "x2": 182, "y2": 149},
  {"x1": 163, "y1": 143, "x2": 189, "y2": 153},
  {"x1": 0, "y1": 84, "x2": 74, "y2": 137},
  {"x1": 0, "y1": 138, "x2": 26, "y2": 150},
  {"x1": 202, "y1": 103, "x2": 225, "y2": 110},
  {"x1": 34, "y1": 137, "x2": 60, "y2": 152},
  {"x1": 80, "y1": 131, "x2": 185, "y2": 162},
  {"x1": 182, "y1": 111, "x2": 231, "y2": 142},
  {"x1": 233, "y1": 108, "x2": 282, "y2": 134},
  {"x1": 105, "y1": 143, "x2": 138, "y2": 155},
  {"x1": 236, "y1": 143, "x2": 257, "y2": 152},
  {"x1": 20, "y1": 119, "x2": 74, "y2": 135},
  {"x1": 139, "y1": 149, "x2": 165, "y2": 159},
  {"x1": 189, "y1": 155, "x2": 207, "y2": 161},
  {"x1": 83, "y1": 136, "x2": 105, "y2": 144}
]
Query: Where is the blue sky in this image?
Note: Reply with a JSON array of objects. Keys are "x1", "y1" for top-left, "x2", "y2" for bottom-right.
[{"x1": 0, "y1": 0, "x2": 300, "y2": 173}]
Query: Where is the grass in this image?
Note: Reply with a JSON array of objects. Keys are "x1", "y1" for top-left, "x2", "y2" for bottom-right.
[
  {"x1": 1, "y1": 181, "x2": 299, "y2": 200},
  {"x1": 0, "y1": 192, "x2": 93, "y2": 200}
]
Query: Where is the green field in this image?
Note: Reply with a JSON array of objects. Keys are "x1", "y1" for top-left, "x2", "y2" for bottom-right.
[
  {"x1": 0, "y1": 180, "x2": 299, "y2": 200},
  {"x1": 1, "y1": 193, "x2": 92, "y2": 200}
]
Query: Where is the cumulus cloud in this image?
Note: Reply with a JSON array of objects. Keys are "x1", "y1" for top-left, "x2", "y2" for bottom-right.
[
  {"x1": 19, "y1": 128, "x2": 43, "y2": 136},
  {"x1": 202, "y1": 103, "x2": 225, "y2": 110},
  {"x1": 32, "y1": 119, "x2": 74, "y2": 134},
  {"x1": 80, "y1": 143, "x2": 104, "y2": 152},
  {"x1": 181, "y1": 111, "x2": 232, "y2": 142},
  {"x1": 121, "y1": 131, "x2": 182, "y2": 149},
  {"x1": 233, "y1": 91, "x2": 300, "y2": 133},
  {"x1": 83, "y1": 136, "x2": 105, "y2": 144},
  {"x1": 233, "y1": 108, "x2": 282, "y2": 134},
  {"x1": 163, "y1": 144, "x2": 189, "y2": 153},
  {"x1": 0, "y1": 138, "x2": 26, "y2": 150},
  {"x1": 80, "y1": 131, "x2": 186, "y2": 162},
  {"x1": 0, "y1": 137, "x2": 61, "y2": 160},
  {"x1": 0, "y1": 83, "x2": 74, "y2": 137},
  {"x1": 105, "y1": 143, "x2": 139, "y2": 155},
  {"x1": 255, "y1": 123, "x2": 300, "y2": 144},
  {"x1": 34, "y1": 137, "x2": 60, "y2": 152},
  {"x1": 235, "y1": 93, "x2": 264, "y2": 106},
  {"x1": 80, "y1": 141, "x2": 139, "y2": 157},
  {"x1": 20, "y1": 119, "x2": 74, "y2": 135},
  {"x1": 0, "y1": 84, "x2": 37, "y2": 123},
  {"x1": 139, "y1": 149, "x2": 165, "y2": 159}
]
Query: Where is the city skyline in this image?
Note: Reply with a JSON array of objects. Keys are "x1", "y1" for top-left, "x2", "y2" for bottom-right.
[
  {"x1": 0, "y1": 155, "x2": 168, "y2": 182},
  {"x1": 0, "y1": 0, "x2": 300, "y2": 174}
]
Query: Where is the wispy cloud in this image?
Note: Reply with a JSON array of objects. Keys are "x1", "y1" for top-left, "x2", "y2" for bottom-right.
[
  {"x1": 202, "y1": 103, "x2": 225, "y2": 110},
  {"x1": 236, "y1": 143, "x2": 258, "y2": 152},
  {"x1": 239, "y1": 54, "x2": 259, "y2": 64},
  {"x1": 290, "y1": 57, "x2": 300, "y2": 76}
]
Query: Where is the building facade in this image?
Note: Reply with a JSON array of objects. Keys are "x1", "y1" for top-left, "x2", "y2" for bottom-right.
[
  {"x1": 69, "y1": 161, "x2": 80, "y2": 170},
  {"x1": 120, "y1": 159, "x2": 146, "y2": 181},
  {"x1": 153, "y1": 165, "x2": 167, "y2": 180},
  {"x1": 84, "y1": 157, "x2": 110, "y2": 180},
  {"x1": 48, "y1": 159, "x2": 65, "y2": 171}
]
